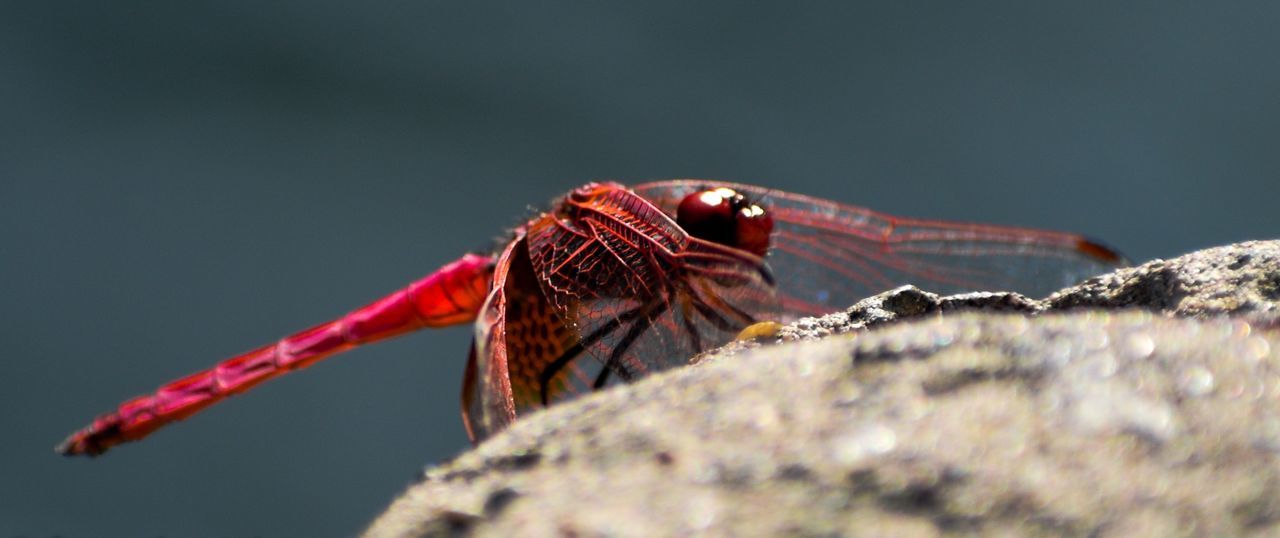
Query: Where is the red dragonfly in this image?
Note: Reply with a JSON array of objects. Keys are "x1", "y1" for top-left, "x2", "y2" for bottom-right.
[{"x1": 58, "y1": 180, "x2": 1123, "y2": 456}]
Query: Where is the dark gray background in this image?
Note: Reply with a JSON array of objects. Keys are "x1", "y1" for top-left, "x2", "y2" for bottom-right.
[{"x1": 5, "y1": 2, "x2": 1278, "y2": 536}]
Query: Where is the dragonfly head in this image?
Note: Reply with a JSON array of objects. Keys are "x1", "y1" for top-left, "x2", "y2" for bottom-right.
[{"x1": 676, "y1": 187, "x2": 774, "y2": 258}]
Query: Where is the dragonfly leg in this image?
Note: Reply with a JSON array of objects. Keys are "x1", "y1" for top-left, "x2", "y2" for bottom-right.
[
  {"x1": 677, "y1": 295, "x2": 705, "y2": 353},
  {"x1": 679, "y1": 282, "x2": 756, "y2": 336},
  {"x1": 592, "y1": 300, "x2": 670, "y2": 389},
  {"x1": 691, "y1": 279, "x2": 758, "y2": 327},
  {"x1": 536, "y1": 306, "x2": 643, "y2": 405},
  {"x1": 687, "y1": 296, "x2": 739, "y2": 332}
]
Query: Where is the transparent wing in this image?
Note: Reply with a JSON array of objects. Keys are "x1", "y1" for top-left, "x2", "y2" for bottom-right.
[{"x1": 633, "y1": 180, "x2": 1125, "y2": 317}]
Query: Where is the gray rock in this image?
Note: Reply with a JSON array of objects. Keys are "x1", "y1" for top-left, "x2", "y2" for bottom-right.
[
  {"x1": 1046, "y1": 240, "x2": 1280, "y2": 325},
  {"x1": 365, "y1": 241, "x2": 1280, "y2": 537},
  {"x1": 766, "y1": 239, "x2": 1280, "y2": 344}
]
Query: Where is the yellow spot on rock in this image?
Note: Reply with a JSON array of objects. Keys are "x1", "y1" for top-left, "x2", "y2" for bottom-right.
[{"x1": 735, "y1": 321, "x2": 784, "y2": 342}]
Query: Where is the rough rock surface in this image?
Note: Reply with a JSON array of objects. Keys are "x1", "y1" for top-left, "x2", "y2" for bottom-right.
[
  {"x1": 756, "y1": 240, "x2": 1280, "y2": 347},
  {"x1": 365, "y1": 241, "x2": 1280, "y2": 537}
]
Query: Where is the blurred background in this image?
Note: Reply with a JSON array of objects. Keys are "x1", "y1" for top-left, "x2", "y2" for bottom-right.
[{"x1": 5, "y1": 2, "x2": 1279, "y2": 535}]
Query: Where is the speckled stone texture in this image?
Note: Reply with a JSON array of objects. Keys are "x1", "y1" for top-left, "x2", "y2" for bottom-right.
[{"x1": 365, "y1": 241, "x2": 1280, "y2": 537}]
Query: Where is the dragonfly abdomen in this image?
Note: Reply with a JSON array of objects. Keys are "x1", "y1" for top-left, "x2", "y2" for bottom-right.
[{"x1": 57, "y1": 253, "x2": 495, "y2": 456}]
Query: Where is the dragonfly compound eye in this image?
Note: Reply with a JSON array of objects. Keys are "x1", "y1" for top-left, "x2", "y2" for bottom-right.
[{"x1": 676, "y1": 188, "x2": 774, "y2": 258}]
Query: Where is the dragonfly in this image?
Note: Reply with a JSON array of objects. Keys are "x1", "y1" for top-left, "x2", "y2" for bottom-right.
[{"x1": 58, "y1": 180, "x2": 1123, "y2": 456}]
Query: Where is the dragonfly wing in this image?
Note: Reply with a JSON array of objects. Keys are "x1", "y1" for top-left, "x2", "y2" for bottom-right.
[
  {"x1": 634, "y1": 180, "x2": 1125, "y2": 318},
  {"x1": 464, "y1": 234, "x2": 520, "y2": 443},
  {"x1": 467, "y1": 222, "x2": 632, "y2": 442}
]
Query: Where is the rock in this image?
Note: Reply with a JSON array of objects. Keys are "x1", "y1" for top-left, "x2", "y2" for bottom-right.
[
  {"x1": 766, "y1": 239, "x2": 1280, "y2": 344},
  {"x1": 364, "y1": 241, "x2": 1280, "y2": 537}
]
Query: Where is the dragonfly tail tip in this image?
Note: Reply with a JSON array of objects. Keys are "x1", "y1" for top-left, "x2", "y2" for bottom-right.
[
  {"x1": 55, "y1": 432, "x2": 102, "y2": 458},
  {"x1": 1077, "y1": 237, "x2": 1129, "y2": 265},
  {"x1": 54, "y1": 438, "x2": 76, "y2": 457}
]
